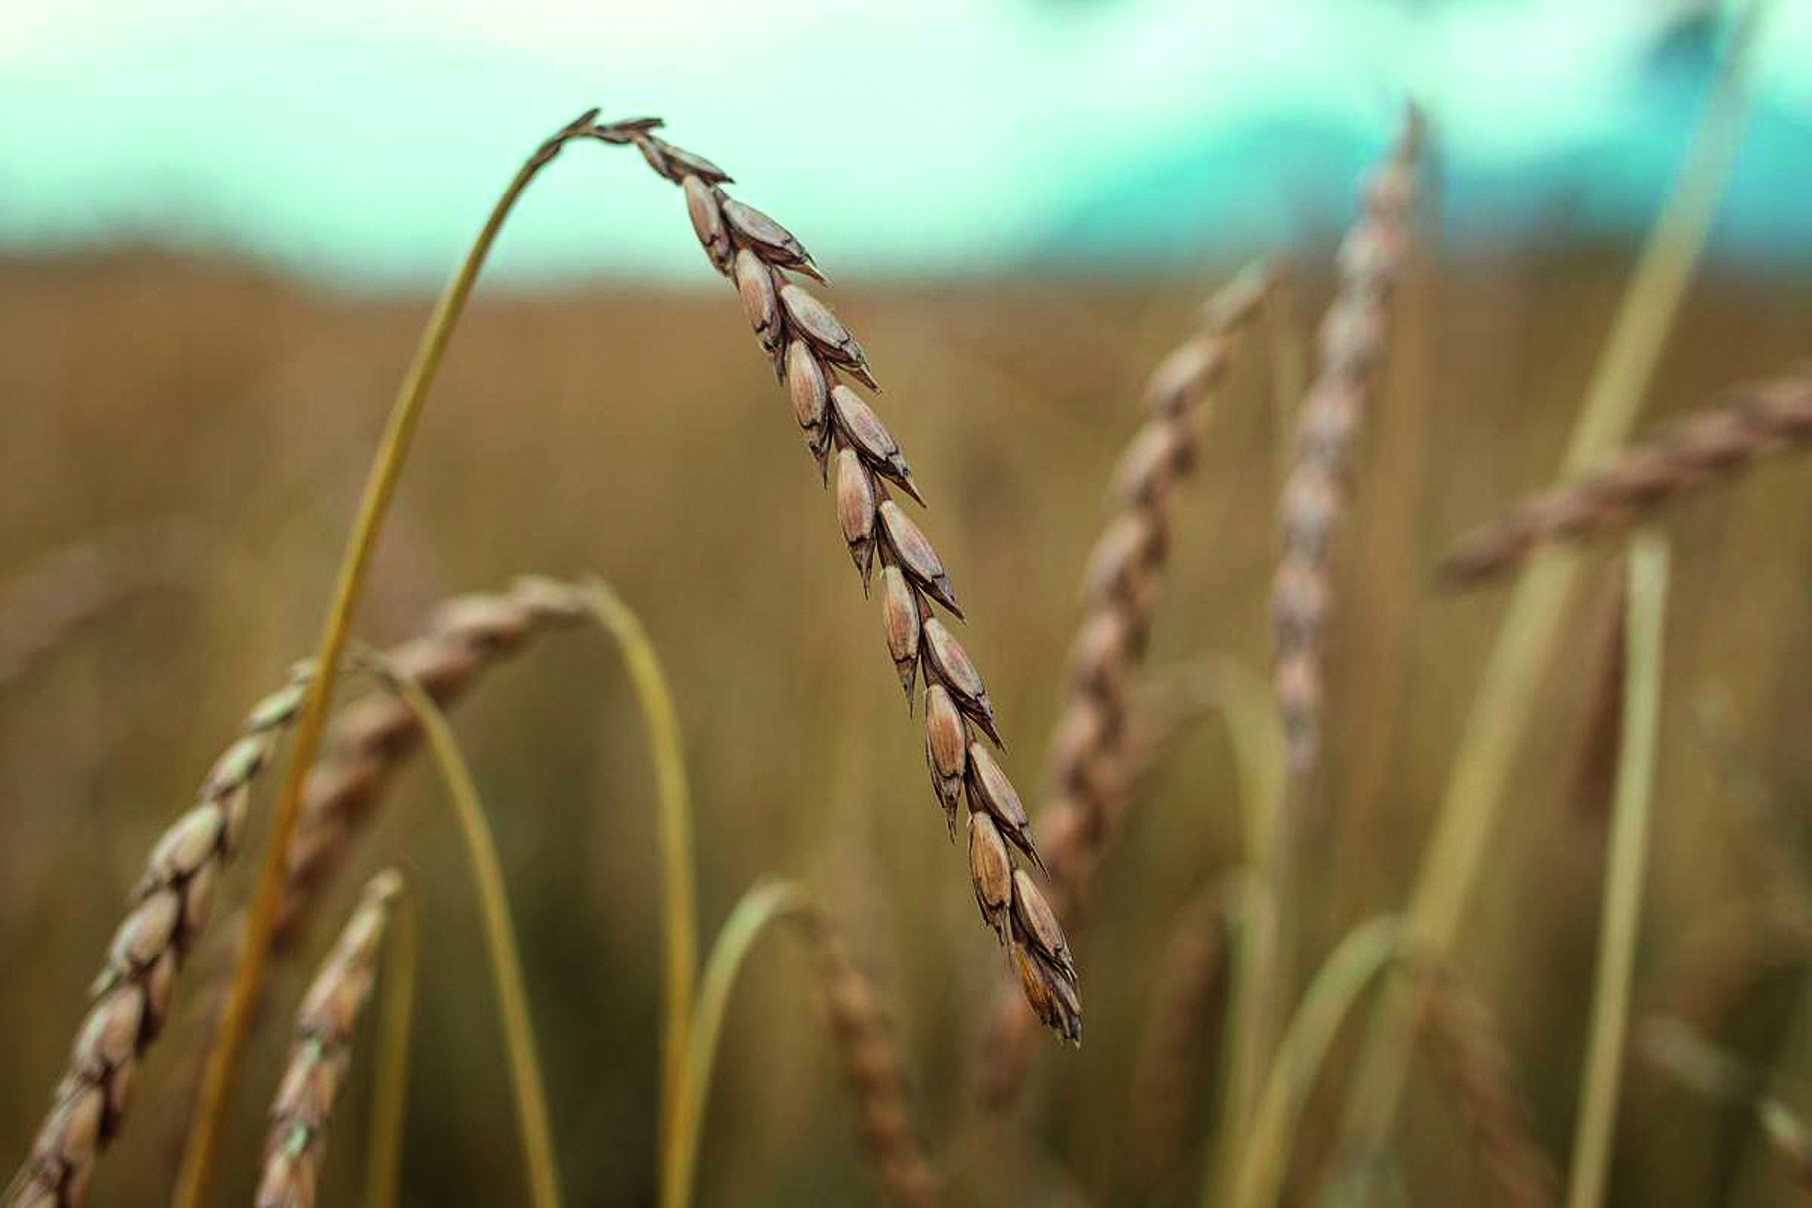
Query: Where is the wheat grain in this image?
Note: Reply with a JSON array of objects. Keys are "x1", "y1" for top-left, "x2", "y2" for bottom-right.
[
  {"x1": 972, "y1": 266, "x2": 1271, "y2": 1108},
  {"x1": 1441, "y1": 369, "x2": 1812, "y2": 585},
  {"x1": 255, "y1": 871, "x2": 404, "y2": 1208},
  {"x1": 1272, "y1": 106, "x2": 1422, "y2": 775},
  {"x1": 4, "y1": 577, "x2": 586, "y2": 1207},
  {"x1": 576, "y1": 115, "x2": 1078, "y2": 1040},
  {"x1": 1418, "y1": 963, "x2": 1559, "y2": 1208}
]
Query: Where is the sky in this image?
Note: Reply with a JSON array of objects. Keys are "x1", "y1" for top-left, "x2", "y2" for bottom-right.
[{"x1": 2, "y1": 0, "x2": 1808, "y2": 283}]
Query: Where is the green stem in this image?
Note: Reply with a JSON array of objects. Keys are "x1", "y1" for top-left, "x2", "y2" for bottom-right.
[
  {"x1": 365, "y1": 881, "x2": 418, "y2": 1208},
  {"x1": 663, "y1": 880, "x2": 814, "y2": 1208},
  {"x1": 577, "y1": 578, "x2": 698, "y2": 1179},
  {"x1": 1327, "y1": 4, "x2": 1765, "y2": 1188},
  {"x1": 171, "y1": 107, "x2": 602, "y2": 1208},
  {"x1": 1177, "y1": 659, "x2": 1287, "y2": 1203},
  {"x1": 1566, "y1": 533, "x2": 1669, "y2": 1208},
  {"x1": 379, "y1": 659, "x2": 565, "y2": 1208},
  {"x1": 1231, "y1": 917, "x2": 1402, "y2": 1208}
]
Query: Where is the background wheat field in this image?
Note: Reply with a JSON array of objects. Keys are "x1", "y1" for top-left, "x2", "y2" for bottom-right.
[{"x1": 6, "y1": 4, "x2": 1812, "y2": 1207}]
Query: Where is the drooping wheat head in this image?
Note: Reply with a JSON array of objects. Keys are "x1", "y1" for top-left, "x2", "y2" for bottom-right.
[
  {"x1": 1441, "y1": 369, "x2": 1812, "y2": 585},
  {"x1": 575, "y1": 116, "x2": 1080, "y2": 1041}
]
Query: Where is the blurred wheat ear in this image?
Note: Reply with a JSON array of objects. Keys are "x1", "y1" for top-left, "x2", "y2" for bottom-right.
[
  {"x1": 255, "y1": 871, "x2": 406, "y2": 1208},
  {"x1": 1418, "y1": 963, "x2": 1559, "y2": 1208},
  {"x1": 974, "y1": 264, "x2": 1273, "y2": 1112},
  {"x1": 1271, "y1": 108, "x2": 1422, "y2": 779},
  {"x1": 664, "y1": 880, "x2": 937, "y2": 1208},
  {"x1": 1440, "y1": 370, "x2": 1812, "y2": 584},
  {"x1": 6, "y1": 661, "x2": 316, "y2": 1207}
]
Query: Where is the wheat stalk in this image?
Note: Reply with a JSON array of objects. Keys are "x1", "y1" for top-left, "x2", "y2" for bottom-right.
[
  {"x1": 1272, "y1": 105, "x2": 1422, "y2": 776},
  {"x1": 254, "y1": 871, "x2": 404, "y2": 1208},
  {"x1": 1441, "y1": 370, "x2": 1812, "y2": 585},
  {"x1": 4, "y1": 577, "x2": 585, "y2": 1207},
  {"x1": 567, "y1": 115, "x2": 1079, "y2": 1041},
  {"x1": 971, "y1": 267, "x2": 1271, "y2": 1109},
  {"x1": 1567, "y1": 533, "x2": 1670, "y2": 1208},
  {"x1": 1418, "y1": 963, "x2": 1560, "y2": 1208}
]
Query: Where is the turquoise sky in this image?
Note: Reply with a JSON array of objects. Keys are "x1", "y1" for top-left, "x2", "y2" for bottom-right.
[{"x1": 2, "y1": 0, "x2": 1808, "y2": 282}]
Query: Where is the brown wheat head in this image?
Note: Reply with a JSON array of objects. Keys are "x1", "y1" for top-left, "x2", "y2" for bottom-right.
[{"x1": 255, "y1": 871, "x2": 403, "y2": 1208}]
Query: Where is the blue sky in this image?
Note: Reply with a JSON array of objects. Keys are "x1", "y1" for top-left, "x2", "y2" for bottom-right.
[{"x1": 2, "y1": 0, "x2": 1807, "y2": 282}]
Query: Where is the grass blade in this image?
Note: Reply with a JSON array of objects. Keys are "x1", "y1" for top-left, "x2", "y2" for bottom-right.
[{"x1": 368, "y1": 654, "x2": 564, "y2": 1208}]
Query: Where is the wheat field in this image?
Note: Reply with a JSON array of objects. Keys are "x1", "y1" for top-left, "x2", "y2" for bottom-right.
[{"x1": 3, "y1": 81, "x2": 1812, "y2": 1208}]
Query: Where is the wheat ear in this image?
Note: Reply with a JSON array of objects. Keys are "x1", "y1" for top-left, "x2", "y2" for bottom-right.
[
  {"x1": 1129, "y1": 889, "x2": 1234, "y2": 1181},
  {"x1": 4, "y1": 663, "x2": 315, "y2": 1208},
  {"x1": 1271, "y1": 106, "x2": 1421, "y2": 775},
  {"x1": 796, "y1": 907, "x2": 939, "y2": 1207},
  {"x1": 1441, "y1": 370, "x2": 1812, "y2": 585},
  {"x1": 1418, "y1": 964, "x2": 1559, "y2": 1208},
  {"x1": 0, "y1": 523, "x2": 194, "y2": 692},
  {"x1": 4, "y1": 578, "x2": 584, "y2": 1207},
  {"x1": 255, "y1": 871, "x2": 405, "y2": 1208},
  {"x1": 970, "y1": 267, "x2": 1271, "y2": 1109},
  {"x1": 572, "y1": 115, "x2": 1078, "y2": 1040}
]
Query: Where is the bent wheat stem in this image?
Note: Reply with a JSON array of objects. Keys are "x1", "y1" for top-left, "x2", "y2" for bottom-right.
[
  {"x1": 576, "y1": 578, "x2": 697, "y2": 1173},
  {"x1": 1228, "y1": 917, "x2": 1401, "y2": 1208},
  {"x1": 665, "y1": 880, "x2": 813, "y2": 1208},
  {"x1": 173, "y1": 107, "x2": 605, "y2": 1208},
  {"x1": 368, "y1": 654, "x2": 563, "y2": 1208},
  {"x1": 665, "y1": 880, "x2": 936, "y2": 1208},
  {"x1": 1566, "y1": 533, "x2": 1669, "y2": 1208}
]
